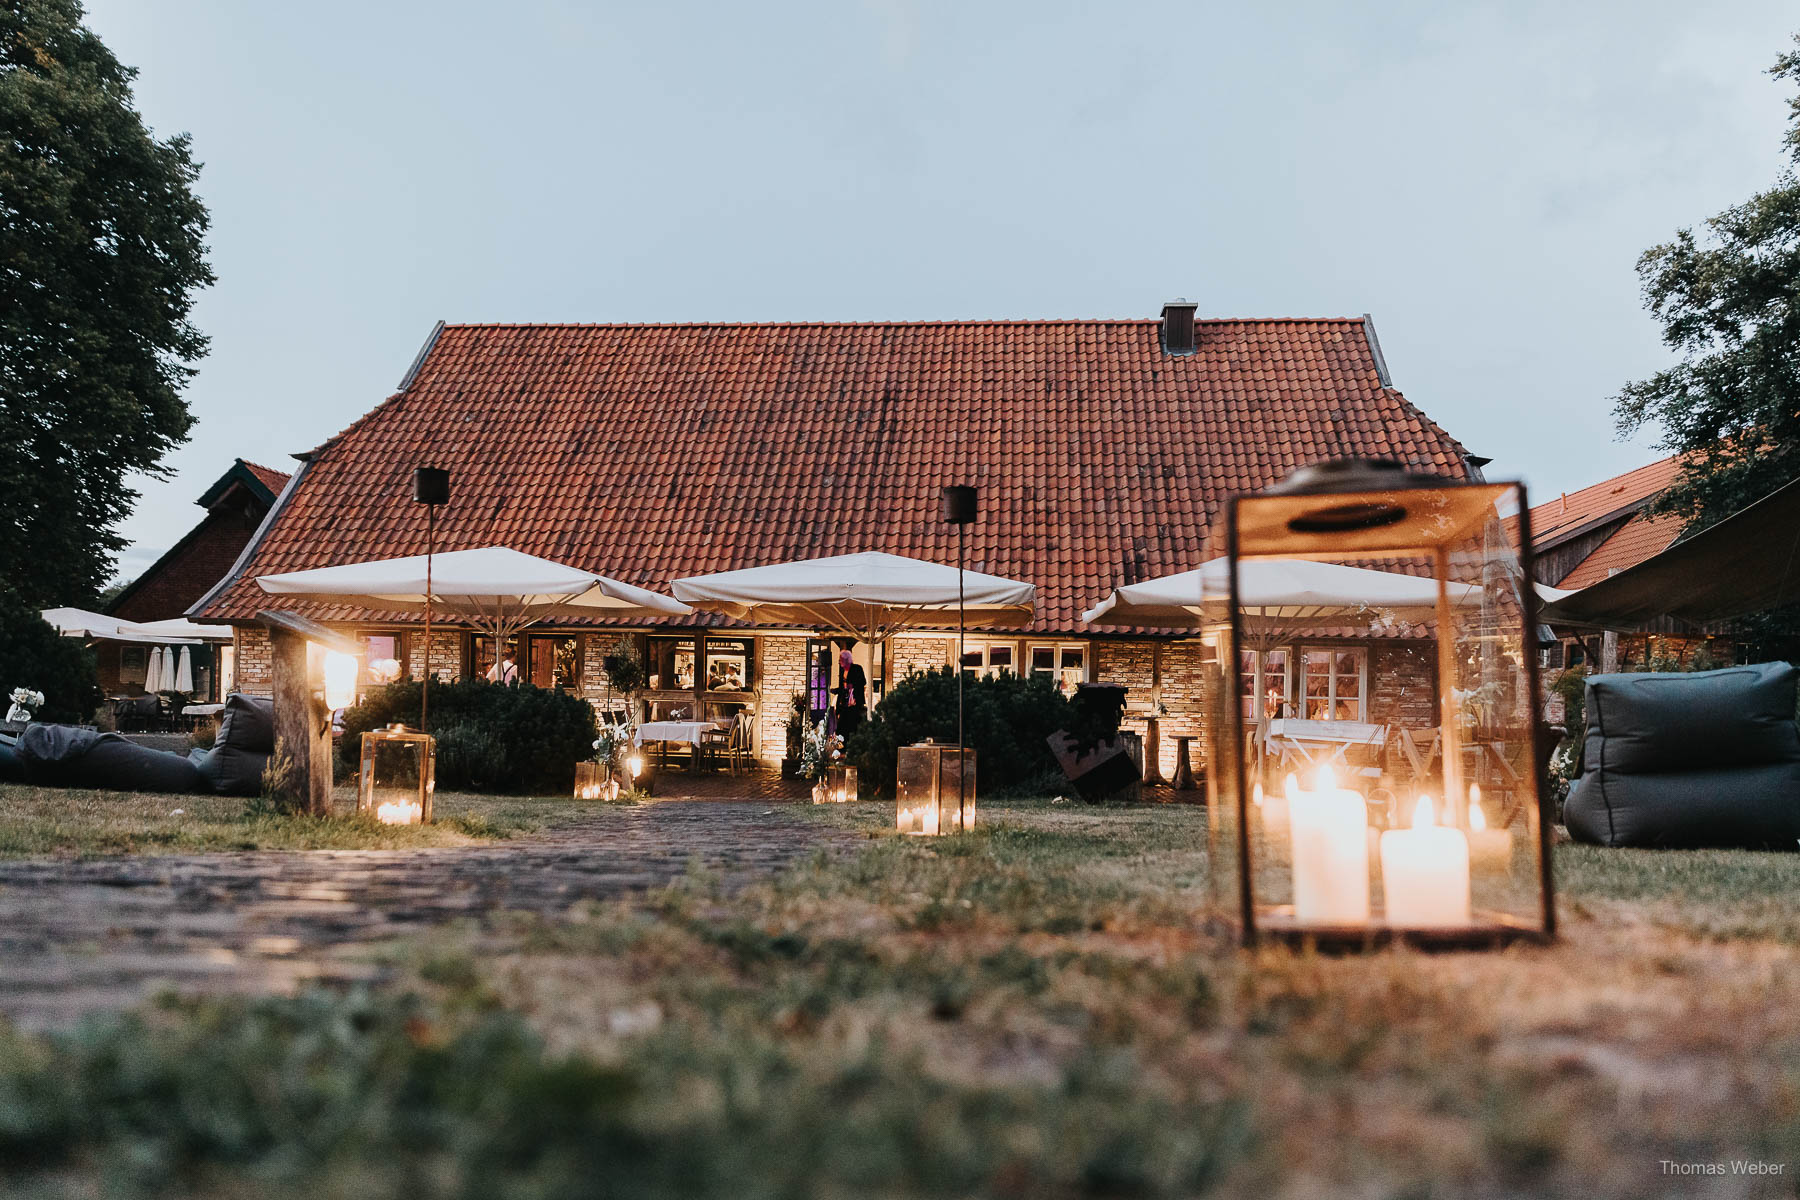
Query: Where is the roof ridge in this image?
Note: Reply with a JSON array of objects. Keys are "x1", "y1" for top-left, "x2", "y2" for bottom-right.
[{"x1": 434, "y1": 316, "x2": 1371, "y2": 331}]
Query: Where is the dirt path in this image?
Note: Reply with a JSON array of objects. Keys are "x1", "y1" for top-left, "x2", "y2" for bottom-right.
[{"x1": 0, "y1": 801, "x2": 851, "y2": 1031}]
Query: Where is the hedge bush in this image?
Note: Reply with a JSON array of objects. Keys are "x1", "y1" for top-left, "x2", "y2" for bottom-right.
[
  {"x1": 339, "y1": 678, "x2": 596, "y2": 794},
  {"x1": 0, "y1": 589, "x2": 101, "y2": 724},
  {"x1": 844, "y1": 667, "x2": 1078, "y2": 797}
]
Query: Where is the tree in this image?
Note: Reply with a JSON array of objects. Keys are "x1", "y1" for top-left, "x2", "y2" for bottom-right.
[
  {"x1": 1614, "y1": 35, "x2": 1800, "y2": 535},
  {"x1": 0, "y1": 0, "x2": 212, "y2": 608}
]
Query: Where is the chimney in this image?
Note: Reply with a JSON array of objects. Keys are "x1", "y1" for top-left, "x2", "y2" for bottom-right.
[{"x1": 1160, "y1": 298, "x2": 1198, "y2": 356}]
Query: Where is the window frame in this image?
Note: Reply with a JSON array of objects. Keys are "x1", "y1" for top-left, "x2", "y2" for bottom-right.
[
  {"x1": 1296, "y1": 645, "x2": 1368, "y2": 723},
  {"x1": 1026, "y1": 641, "x2": 1089, "y2": 692},
  {"x1": 958, "y1": 639, "x2": 1018, "y2": 680}
]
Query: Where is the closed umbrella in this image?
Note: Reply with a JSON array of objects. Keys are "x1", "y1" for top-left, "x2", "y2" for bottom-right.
[
  {"x1": 174, "y1": 646, "x2": 194, "y2": 694},
  {"x1": 145, "y1": 647, "x2": 166, "y2": 693}
]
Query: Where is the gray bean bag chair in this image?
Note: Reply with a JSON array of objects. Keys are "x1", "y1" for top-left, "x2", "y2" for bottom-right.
[
  {"x1": 1564, "y1": 662, "x2": 1800, "y2": 849},
  {"x1": 188, "y1": 693, "x2": 275, "y2": 796},
  {"x1": 15, "y1": 724, "x2": 205, "y2": 794}
]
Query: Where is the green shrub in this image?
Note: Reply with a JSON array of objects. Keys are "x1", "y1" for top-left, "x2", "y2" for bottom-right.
[
  {"x1": 845, "y1": 667, "x2": 1077, "y2": 797},
  {"x1": 0, "y1": 588, "x2": 100, "y2": 723},
  {"x1": 339, "y1": 678, "x2": 596, "y2": 794}
]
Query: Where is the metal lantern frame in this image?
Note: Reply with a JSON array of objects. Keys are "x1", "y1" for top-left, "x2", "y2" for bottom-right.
[
  {"x1": 1213, "y1": 461, "x2": 1556, "y2": 951},
  {"x1": 357, "y1": 725, "x2": 436, "y2": 825},
  {"x1": 813, "y1": 764, "x2": 858, "y2": 804}
]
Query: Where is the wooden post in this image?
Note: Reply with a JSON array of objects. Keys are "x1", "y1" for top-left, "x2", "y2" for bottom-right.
[
  {"x1": 259, "y1": 611, "x2": 359, "y2": 817},
  {"x1": 1435, "y1": 546, "x2": 1465, "y2": 823}
]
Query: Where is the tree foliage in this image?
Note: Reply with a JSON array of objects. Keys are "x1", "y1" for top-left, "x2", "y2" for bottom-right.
[
  {"x1": 0, "y1": 584, "x2": 100, "y2": 722},
  {"x1": 0, "y1": 0, "x2": 213, "y2": 606},
  {"x1": 1614, "y1": 36, "x2": 1800, "y2": 535}
]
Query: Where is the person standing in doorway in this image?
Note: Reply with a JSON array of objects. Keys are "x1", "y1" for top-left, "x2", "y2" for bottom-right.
[
  {"x1": 486, "y1": 650, "x2": 519, "y2": 684},
  {"x1": 833, "y1": 647, "x2": 867, "y2": 739}
]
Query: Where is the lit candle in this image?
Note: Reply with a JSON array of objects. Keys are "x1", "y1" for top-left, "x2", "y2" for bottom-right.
[
  {"x1": 1287, "y1": 765, "x2": 1370, "y2": 925},
  {"x1": 1379, "y1": 795, "x2": 1471, "y2": 927},
  {"x1": 1467, "y1": 784, "x2": 1513, "y2": 870},
  {"x1": 375, "y1": 798, "x2": 422, "y2": 825}
]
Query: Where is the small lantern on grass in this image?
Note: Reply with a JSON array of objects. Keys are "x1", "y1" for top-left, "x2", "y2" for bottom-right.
[
  {"x1": 358, "y1": 725, "x2": 435, "y2": 825},
  {"x1": 1209, "y1": 458, "x2": 1553, "y2": 949},
  {"x1": 813, "y1": 764, "x2": 858, "y2": 804},
  {"x1": 573, "y1": 761, "x2": 622, "y2": 800},
  {"x1": 896, "y1": 741, "x2": 974, "y2": 835}
]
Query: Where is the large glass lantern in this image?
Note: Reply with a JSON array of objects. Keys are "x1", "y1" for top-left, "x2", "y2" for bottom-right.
[
  {"x1": 1207, "y1": 459, "x2": 1554, "y2": 949},
  {"x1": 357, "y1": 725, "x2": 435, "y2": 825},
  {"x1": 896, "y1": 742, "x2": 974, "y2": 835}
]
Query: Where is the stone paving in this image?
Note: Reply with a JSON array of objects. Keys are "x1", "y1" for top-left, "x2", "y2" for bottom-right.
[{"x1": 0, "y1": 800, "x2": 855, "y2": 1032}]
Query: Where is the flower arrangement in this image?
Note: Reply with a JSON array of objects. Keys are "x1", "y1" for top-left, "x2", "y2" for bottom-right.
[
  {"x1": 6, "y1": 687, "x2": 44, "y2": 724},
  {"x1": 592, "y1": 719, "x2": 636, "y2": 768},
  {"x1": 798, "y1": 718, "x2": 843, "y2": 783}
]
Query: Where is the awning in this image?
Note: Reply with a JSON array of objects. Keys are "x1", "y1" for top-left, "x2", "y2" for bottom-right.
[{"x1": 1540, "y1": 477, "x2": 1800, "y2": 630}]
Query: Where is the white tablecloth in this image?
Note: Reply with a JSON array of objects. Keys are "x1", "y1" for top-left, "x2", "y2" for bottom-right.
[
  {"x1": 634, "y1": 720, "x2": 720, "y2": 746},
  {"x1": 182, "y1": 704, "x2": 225, "y2": 717}
]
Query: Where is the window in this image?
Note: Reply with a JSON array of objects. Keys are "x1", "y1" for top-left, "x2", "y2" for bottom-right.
[
  {"x1": 1028, "y1": 643, "x2": 1088, "y2": 692},
  {"x1": 527, "y1": 635, "x2": 580, "y2": 690},
  {"x1": 1238, "y1": 648, "x2": 1291, "y2": 721},
  {"x1": 360, "y1": 632, "x2": 407, "y2": 686},
  {"x1": 703, "y1": 637, "x2": 754, "y2": 691},
  {"x1": 473, "y1": 636, "x2": 520, "y2": 682},
  {"x1": 960, "y1": 641, "x2": 1015, "y2": 679},
  {"x1": 1300, "y1": 647, "x2": 1365, "y2": 721},
  {"x1": 805, "y1": 639, "x2": 834, "y2": 721},
  {"x1": 647, "y1": 636, "x2": 696, "y2": 691}
]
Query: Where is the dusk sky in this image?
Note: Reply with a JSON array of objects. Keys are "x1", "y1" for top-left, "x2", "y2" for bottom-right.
[{"x1": 83, "y1": 1, "x2": 1799, "y2": 585}]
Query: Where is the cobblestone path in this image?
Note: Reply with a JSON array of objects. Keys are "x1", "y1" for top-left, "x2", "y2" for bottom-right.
[{"x1": 0, "y1": 802, "x2": 852, "y2": 1031}]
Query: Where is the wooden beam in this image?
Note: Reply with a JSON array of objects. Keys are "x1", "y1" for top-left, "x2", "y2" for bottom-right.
[{"x1": 260, "y1": 612, "x2": 337, "y2": 815}]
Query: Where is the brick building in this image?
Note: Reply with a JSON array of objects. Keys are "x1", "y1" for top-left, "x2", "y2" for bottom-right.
[
  {"x1": 99, "y1": 459, "x2": 289, "y2": 698},
  {"x1": 192, "y1": 304, "x2": 1476, "y2": 775}
]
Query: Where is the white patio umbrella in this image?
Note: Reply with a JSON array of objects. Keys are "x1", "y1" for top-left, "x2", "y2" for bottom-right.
[
  {"x1": 671, "y1": 551, "x2": 1035, "y2": 641},
  {"x1": 1081, "y1": 558, "x2": 1478, "y2": 629},
  {"x1": 256, "y1": 546, "x2": 693, "y2": 643},
  {"x1": 174, "y1": 646, "x2": 194, "y2": 694},
  {"x1": 39, "y1": 607, "x2": 213, "y2": 646}
]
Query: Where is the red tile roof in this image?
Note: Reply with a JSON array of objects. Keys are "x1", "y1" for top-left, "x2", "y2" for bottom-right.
[
  {"x1": 1515, "y1": 454, "x2": 1681, "y2": 548},
  {"x1": 241, "y1": 460, "x2": 292, "y2": 496},
  {"x1": 196, "y1": 318, "x2": 1473, "y2": 633},
  {"x1": 1556, "y1": 509, "x2": 1684, "y2": 590}
]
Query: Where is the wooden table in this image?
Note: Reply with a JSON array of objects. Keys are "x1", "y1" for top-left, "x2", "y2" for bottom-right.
[{"x1": 635, "y1": 719, "x2": 722, "y2": 771}]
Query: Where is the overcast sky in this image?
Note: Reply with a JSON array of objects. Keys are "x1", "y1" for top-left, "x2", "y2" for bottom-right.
[{"x1": 81, "y1": 0, "x2": 1799, "y2": 583}]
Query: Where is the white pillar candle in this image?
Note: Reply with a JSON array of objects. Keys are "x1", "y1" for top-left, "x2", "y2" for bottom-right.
[
  {"x1": 1467, "y1": 785, "x2": 1513, "y2": 870},
  {"x1": 1380, "y1": 795, "x2": 1471, "y2": 927},
  {"x1": 1287, "y1": 765, "x2": 1370, "y2": 925}
]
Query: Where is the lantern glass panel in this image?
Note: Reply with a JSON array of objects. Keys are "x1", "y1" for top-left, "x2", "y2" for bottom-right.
[
  {"x1": 896, "y1": 743, "x2": 975, "y2": 834},
  {"x1": 1212, "y1": 477, "x2": 1550, "y2": 948},
  {"x1": 357, "y1": 728, "x2": 435, "y2": 825},
  {"x1": 813, "y1": 764, "x2": 858, "y2": 804}
]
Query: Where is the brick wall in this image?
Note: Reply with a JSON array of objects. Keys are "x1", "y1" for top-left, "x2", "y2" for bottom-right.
[
  {"x1": 111, "y1": 499, "x2": 268, "y2": 624},
  {"x1": 405, "y1": 631, "x2": 466, "y2": 682},
  {"x1": 1368, "y1": 641, "x2": 1437, "y2": 732},
  {"x1": 891, "y1": 636, "x2": 953, "y2": 679},
  {"x1": 235, "y1": 626, "x2": 272, "y2": 696},
  {"x1": 757, "y1": 636, "x2": 807, "y2": 763}
]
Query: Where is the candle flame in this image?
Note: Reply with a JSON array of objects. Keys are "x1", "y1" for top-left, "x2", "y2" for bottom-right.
[
  {"x1": 1284, "y1": 772, "x2": 1299, "y2": 799},
  {"x1": 1314, "y1": 764, "x2": 1337, "y2": 792},
  {"x1": 1252, "y1": 781, "x2": 1264, "y2": 807},
  {"x1": 1412, "y1": 794, "x2": 1435, "y2": 829},
  {"x1": 1469, "y1": 799, "x2": 1487, "y2": 832}
]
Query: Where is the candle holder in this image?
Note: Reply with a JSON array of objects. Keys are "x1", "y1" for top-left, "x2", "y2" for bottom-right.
[
  {"x1": 896, "y1": 742, "x2": 974, "y2": 835},
  {"x1": 357, "y1": 725, "x2": 435, "y2": 825},
  {"x1": 574, "y1": 761, "x2": 623, "y2": 801},
  {"x1": 812, "y1": 765, "x2": 858, "y2": 804},
  {"x1": 1206, "y1": 459, "x2": 1554, "y2": 950}
]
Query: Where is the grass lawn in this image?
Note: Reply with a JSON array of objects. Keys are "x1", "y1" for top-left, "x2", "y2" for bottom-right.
[
  {"x1": 0, "y1": 783, "x2": 596, "y2": 856},
  {"x1": 2, "y1": 797, "x2": 1797, "y2": 1198}
]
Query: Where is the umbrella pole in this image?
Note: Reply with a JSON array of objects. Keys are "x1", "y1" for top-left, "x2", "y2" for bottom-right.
[
  {"x1": 422, "y1": 504, "x2": 434, "y2": 732},
  {"x1": 957, "y1": 520, "x2": 966, "y2": 823}
]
